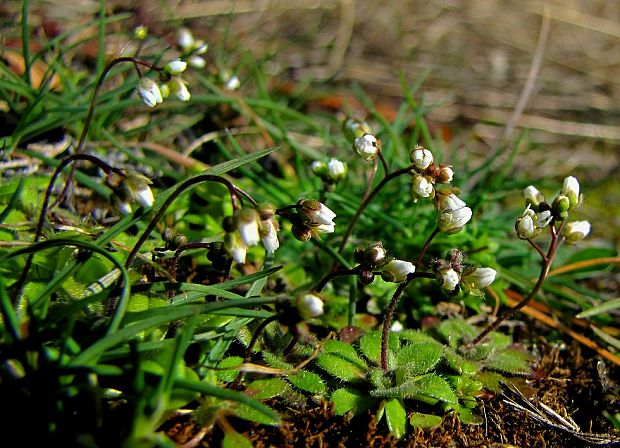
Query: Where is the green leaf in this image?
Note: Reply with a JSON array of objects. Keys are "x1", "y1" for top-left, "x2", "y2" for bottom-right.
[
  {"x1": 245, "y1": 378, "x2": 289, "y2": 400},
  {"x1": 577, "y1": 297, "x2": 620, "y2": 318},
  {"x1": 287, "y1": 370, "x2": 326, "y2": 394},
  {"x1": 373, "y1": 373, "x2": 457, "y2": 405},
  {"x1": 437, "y1": 319, "x2": 478, "y2": 348},
  {"x1": 222, "y1": 431, "x2": 253, "y2": 448},
  {"x1": 331, "y1": 388, "x2": 375, "y2": 416},
  {"x1": 484, "y1": 348, "x2": 532, "y2": 374},
  {"x1": 443, "y1": 347, "x2": 478, "y2": 376},
  {"x1": 395, "y1": 342, "x2": 443, "y2": 375},
  {"x1": 232, "y1": 402, "x2": 280, "y2": 426},
  {"x1": 409, "y1": 412, "x2": 443, "y2": 429},
  {"x1": 359, "y1": 330, "x2": 399, "y2": 366},
  {"x1": 216, "y1": 356, "x2": 244, "y2": 382},
  {"x1": 315, "y1": 340, "x2": 368, "y2": 382},
  {"x1": 385, "y1": 398, "x2": 407, "y2": 438},
  {"x1": 453, "y1": 405, "x2": 484, "y2": 425}
]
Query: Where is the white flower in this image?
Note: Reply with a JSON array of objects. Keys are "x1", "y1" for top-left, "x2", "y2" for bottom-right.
[
  {"x1": 437, "y1": 267, "x2": 460, "y2": 291},
  {"x1": 189, "y1": 55, "x2": 206, "y2": 69},
  {"x1": 260, "y1": 220, "x2": 279, "y2": 253},
  {"x1": 297, "y1": 293, "x2": 324, "y2": 319},
  {"x1": 138, "y1": 78, "x2": 163, "y2": 107},
  {"x1": 121, "y1": 172, "x2": 154, "y2": 208},
  {"x1": 327, "y1": 158, "x2": 347, "y2": 182},
  {"x1": 390, "y1": 321, "x2": 404, "y2": 332},
  {"x1": 165, "y1": 59, "x2": 187, "y2": 76},
  {"x1": 224, "y1": 75, "x2": 241, "y2": 91},
  {"x1": 524, "y1": 185, "x2": 545, "y2": 207},
  {"x1": 438, "y1": 206, "x2": 472, "y2": 234},
  {"x1": 515, "y1": 206, "x2": 551, "y2": 239},
  {"x1": 410, "y1": 146, "x2": 433, "y2": 170},
  {"x1": 411, "y1": 174, "x2": 434, "y2": 199},
  {"x1": 561, "y1": 176, "x2": 580, "y2": 209},
  {"x1": 237, "y1": 208, "x2": 260, "y2": 247},
  {"x1": 353, "y1": 134, "x2": 380, "y2": 161},
  {"x1": 381, "y1": 259, "x2": 415, "y2": 283},
  {"x1": 342, "y1": 117, "x2": 372, "y2": 142},
  {"x1": 168, "y1": 77, "x2": 190, "y2": 101},
  {"x1": 462, "y1": 267, "x2": 497, "y2": 290},
  {"x1": 178, "y1": 28, "x2": 194, "y2": 51},
  {"x1": 298, "y1": 199, "x2": 336, "y2": 229},
  {"x1": 311, "y1": 160, "x2": 326, "y2": 174},
  {"x1": 118, "y1": 202, "x2": 132, "y2": 215},
  {"x1": 437, "y1": 193, "x2": 466, "y2": 212},
  {"x1": 225, "y1": 232, "x2": 247, "y2": 264},
  {"x1": 193, "y1": 40, "x2": 208, "y2": 54},
  {"x1": 563, "y1": 220, "x2": 590, "y2": 244}
]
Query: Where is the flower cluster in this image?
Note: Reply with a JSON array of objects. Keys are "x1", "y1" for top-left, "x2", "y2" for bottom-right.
[
  {"x1": 408, "y1": 145, "x2": 454, "y2": 202},
  {"x1": 287, "y1": 199, "x2": 337, "y2": 241},
  {"x1": 137, "y1": 59, "x2": 191, "y2": 107},
  {"x1": 516, "y1": 176, "x2": 590, "y2": 244},
  {"x1": 224, "y1": 204, "x2": 280, "y2": 264},
  {"x1": 353, "y1": 241, "x2": 415, "y2": 284},
  {"x1": 177, "y1": 28, "x2": 209, "y2": 69},
  {"x1": 433, "y1": 249, "x2": 497, "y2": 296}
]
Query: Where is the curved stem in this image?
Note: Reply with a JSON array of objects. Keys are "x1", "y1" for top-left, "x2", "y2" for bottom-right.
[
  {"x1": 11, "y1": 154, "x2": 123, "y2": 303},
  {"x1": 52, "y1": 57, "x2": 161, "y2": 209},
  {"x1": 124, "y1": 175, "x2": 246, "y2": 269},
  {"x1": 311, "y1": 266, "x2": 361, "y2": 293},
  {"x1": 470, "y1": 222, "x2": 565, "y2": 346},
  {"x1": 414, "y1": 227, "x2": 440, "y2": 267},
  {"x1": 170, "y1": 242, "x2": 213, "y2": 280},
  {"x1": 337, "y1": 164, "x2": 415, "y2": 255},
  {"x1": 232, "y1": 314, "x2": 279, "y2": 389}
]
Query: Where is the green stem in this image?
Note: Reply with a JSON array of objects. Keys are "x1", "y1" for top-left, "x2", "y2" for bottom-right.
[
  {"x1": 52, "y1": 57, "x2": 160, "y2": 209},
  {"x1": 21, "y1": 0, "x2": 31, "y2": 86}
]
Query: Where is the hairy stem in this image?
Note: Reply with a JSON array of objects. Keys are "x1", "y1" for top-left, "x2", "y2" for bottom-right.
[{"x1": 311, "y1": 266, "x2": 362, "y2": 293}]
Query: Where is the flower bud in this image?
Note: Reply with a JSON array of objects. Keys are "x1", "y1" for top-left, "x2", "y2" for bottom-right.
[
  {"x1": 168, "y1": 77, "x2": 190, "y2": 101},
  {"x1": 438, "y1": 206, "x2": 472, "y2": 234},
  {"x1": 552, "y1": 194, "x2": 570, "y2": 219},
  {"x1": 138, "y1": 78, "x2": 163, "y2": 108},
  {"x1": 189, "y1": 55, "x2": 206, "y2": 69},
  {"x1": 257, "y1": 204, "x2": 279, "y2": 253},
  {"x1": 436, "y1": 165, "x2": 454, "y2": 183},
  {"x1": 410, "y1": 145, "x2": 433, "y2": 170},
  {"x1": 411, "y1": 174, "x2": 434, "y2": 200},
  {"x1": 342, "y1": 117, "x2": 372, "y2": 142},
  {"x1": 134, "y1": 25, "x2": 148, "y2": 40},
  {"x1": 563, "y1": 220, "x2": 590, "y2": 244},
  {"x1": 353, "y1": 134, "x2": 380, "y2": 161},
  {"x1": 524, "y1": 185, "x2": 545, "y2": 208},
  {"x1": 561, "y1": 176, "x2": 580, "y2": 209},
  {"x1": 177, "y1": 28, "x2": 195, "y2": 51},
  {"x1": 381, "y1": 259, "x2": 415, "y2": 282},
  {"x1": 165, "y1": 59, "x2": 188, "y2": 76},
  {"x1": 119, "y1": 172, "x2": 154, "y2": 208},
  {"x1": 437, "y1": 267, "x2": 460, "y2": 291},
  {"x1": 296, "y1": 293, "x2": 324, "y2": 319},
  {"x1": 515, "y1": 206, "x2": 551, "y2": 239},
  {"x1": 364, "y1": 242, "x2": 388, "y2": 267},
  {"x1": 292, "y1": 225, "x2": 312, "y2": 242},
  {"x1": 327, "y1": 158, "x2": 347, "y2": 183},
  {"x1": 224, "y1": 74, "x2": 241, "y2": 91}
]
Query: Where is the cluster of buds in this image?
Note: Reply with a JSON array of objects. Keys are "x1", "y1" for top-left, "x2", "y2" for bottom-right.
[
  {"x1": 312, "y1": 158, "x2": 348, "y2": 188},
  {"x1": 110, "y1": 171, "x2": 155, "y2": 214},
  {"x1": 354, "y1": 242, "x2": 415, "y2": 284},
  {"x1": 516, "y1": 176, "x2": 590, "y2": 244},
  {"x1": 408, "y1": 145, "x2": 454, "y2": 202},
  {"x1": 342, "y1": 118, "x2": 380, "y2": 162},
  {"x1": 137, "y1": 59, "x2": 191, "y2": 107},
  {"x1": 433, "y1": 249, "x2": 497, "y2": 296},
  {"x1": 224, "y1": 204, "x2": 280, "y2": 264},
  {"x1": 435, "y1": 191, "x2": 473, "y2": 234},
  {"x1": 288, "y1": 199, "x2": 337, "y2": 242},
  {"x1": 177, "y1": 28, "x2": 209, "y2": 69}
]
